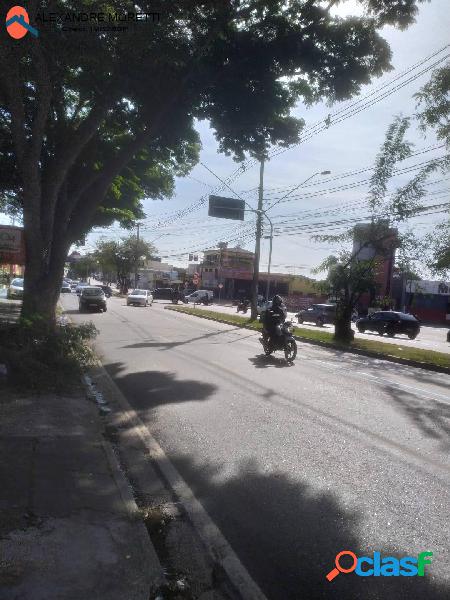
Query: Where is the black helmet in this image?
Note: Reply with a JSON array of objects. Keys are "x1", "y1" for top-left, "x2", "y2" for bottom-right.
[{"x1": 272, "y1": 294, "x2": 283, "y2": 307}]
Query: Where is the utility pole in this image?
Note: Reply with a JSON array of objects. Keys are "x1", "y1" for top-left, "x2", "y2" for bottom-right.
[
  {"x1": 134, "y1": 222, "x2": 140, "y2": 288},
  {"x1": 251, "y1": 158, "x2": 264, "y2": 319}
]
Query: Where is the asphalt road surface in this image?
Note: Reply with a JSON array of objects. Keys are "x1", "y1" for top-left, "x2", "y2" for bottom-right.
[{"x1": 61, "y1": 294, "x2": 450, "y2": 600}]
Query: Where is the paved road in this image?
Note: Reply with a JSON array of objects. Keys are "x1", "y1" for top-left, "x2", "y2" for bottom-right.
[{"x1": 61, "y1": 294, "x2": 450, "y2": 600}]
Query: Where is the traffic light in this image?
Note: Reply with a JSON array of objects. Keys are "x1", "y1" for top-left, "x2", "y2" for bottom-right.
[{"x1": 137, "y1": 274, "x2": 141, "y2": 281}]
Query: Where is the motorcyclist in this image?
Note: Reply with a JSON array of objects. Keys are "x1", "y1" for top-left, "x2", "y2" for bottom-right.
[{"x1": 262, "y1": 295, "x2": 287, "y2": 340}]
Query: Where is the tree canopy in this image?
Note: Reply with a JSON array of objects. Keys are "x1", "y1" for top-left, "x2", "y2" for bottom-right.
[{"x1": 0, "y1": 0, "x2": 430, "y2": 321}]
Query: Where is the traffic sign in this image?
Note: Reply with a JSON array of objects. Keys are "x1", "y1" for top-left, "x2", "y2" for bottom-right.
[
  {"x1": 208, "y1": 195, "x2": 245, "y2": 221},
  {"x1": 218, "y1": 283, "x2": 224, "y2": 289}
]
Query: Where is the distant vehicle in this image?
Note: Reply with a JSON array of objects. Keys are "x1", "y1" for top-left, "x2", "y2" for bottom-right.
[
  {"x1": 152, "y1": 287, "x2": 174, "y2": 300},
  {"x1": 60, "y1": 282, "x2": 72, "y2": 294},
  {"x1": 447, "y1": 330, "x2": 450, "y2": 343},
  {"x1": 257, "y1": 300, "x2": 272, "y2": 315},
  {"x1": 79, "y1": 287, "x2": 107, "y2": 313},
  {"x1": 127, "y1": 289, "x2": 153, "y2": 307},
  {"x1": 296, "y1": 304, "x2": 336, "y2": 327},
  {"x1": 95, "y1": 285, "x2": 113, "y2": 298},
  {"x1": 185, "y1": 290, "x2": 214, "y2": 304},
  {"x1": 7, "y1": 277, "x2": 24, "y2": 300},
  {"x1": 70, "y1": 280, "x2": 80, "y2": 290},
  {"x1": 76, "y1": 282, "x2": 89, "y2": 295},
  {"x1": 356, "y1": 311, "x2": 420, "y2": 339}
]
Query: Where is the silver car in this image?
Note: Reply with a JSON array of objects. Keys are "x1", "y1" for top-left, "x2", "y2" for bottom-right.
[
  {"x1": 7, "y1": 277, "x2": 24, "y2": 299},
  {"x1": 127, "y1": 289, "x2": 153, "y2": 306}
]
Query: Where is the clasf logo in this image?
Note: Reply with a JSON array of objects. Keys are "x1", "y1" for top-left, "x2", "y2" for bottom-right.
[
  {"x1": 326, "y1": 550, "x2": 433, "y2": 581},
  {"x1": 6, "y1": 5, "x2": 39, "y2": 38}
]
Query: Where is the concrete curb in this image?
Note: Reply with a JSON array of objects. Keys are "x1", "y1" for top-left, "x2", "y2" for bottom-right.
[
  {"x1": 89, "y1": 361, "x2": 269, "y2": 600},
  {"x1": 164, "y1": 305, "x2": 450, "y2": 375},
  {"x1": 80, "y1": 373, "x2": 166, "y2": 593}
]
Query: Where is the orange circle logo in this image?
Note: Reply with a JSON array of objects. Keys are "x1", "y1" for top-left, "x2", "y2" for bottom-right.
[{"x1": 6, "y1": 6, "x2": 30, "y2": 39}]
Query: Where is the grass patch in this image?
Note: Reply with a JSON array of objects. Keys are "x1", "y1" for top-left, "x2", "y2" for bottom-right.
[{"x1": 166, "y1": 306, "x2": 450, "y2": 371}]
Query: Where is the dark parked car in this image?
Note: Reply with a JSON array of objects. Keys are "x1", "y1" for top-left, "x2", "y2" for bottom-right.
[
  {"x1": 296, "y1": 303, "x2": 336, "y2": 327},
  {"x1": 152, "y1": 287, "x2": 174, "y2": 300},
  {"x1": 79, "y1": 286, "x2": 107, "y2": 313},
  {"x1": 96, "y1": 285, "x2": 113, "y2": 298},
  {"x1": 356, "y1": 311, "x2": 420, "y2": 339}
]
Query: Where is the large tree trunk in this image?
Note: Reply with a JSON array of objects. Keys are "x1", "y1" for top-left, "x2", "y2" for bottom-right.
[
  {"x1": 333, "y1": 304, "x2": 355, "y2": 344},
  {"x1": 21, "y1": 208, "x2": 70, "y2": 327}
]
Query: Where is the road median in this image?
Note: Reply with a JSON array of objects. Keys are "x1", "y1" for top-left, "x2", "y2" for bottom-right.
[{"x1": 165, "y1": 305, "x2": 450, "y2": 374}]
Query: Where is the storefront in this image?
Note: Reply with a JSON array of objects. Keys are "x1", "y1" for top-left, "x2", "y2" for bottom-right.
[{"x1": 405, "y1": 280, "x2": 450, "y2": 323}]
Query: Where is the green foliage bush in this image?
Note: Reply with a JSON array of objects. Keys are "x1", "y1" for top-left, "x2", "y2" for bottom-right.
[{"x1": 0, "y1": 319, "x2": 98, "y2": 392}]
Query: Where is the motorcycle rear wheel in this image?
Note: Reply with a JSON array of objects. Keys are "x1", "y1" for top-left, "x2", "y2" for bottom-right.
[{"x1": 284, "y1": 339, "x2": 297, "y2": 362}]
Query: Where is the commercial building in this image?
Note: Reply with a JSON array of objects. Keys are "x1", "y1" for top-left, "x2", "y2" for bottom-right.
[
  {"x1": 399, "y1": 279, "x2": 450, "y2": 323},
  {"x1": 0, "y1": 225, "x2": 25, "y2": 281}
]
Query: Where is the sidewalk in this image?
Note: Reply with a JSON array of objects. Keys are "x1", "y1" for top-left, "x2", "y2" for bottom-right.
[{"x1": 0, "y1": 386, "x2": 164, "y2": 600}]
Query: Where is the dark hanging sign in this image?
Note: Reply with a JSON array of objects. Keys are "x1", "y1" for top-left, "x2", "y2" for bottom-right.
[{"x1": 208, "y1": 196, "x2": 245, "y2": 221}]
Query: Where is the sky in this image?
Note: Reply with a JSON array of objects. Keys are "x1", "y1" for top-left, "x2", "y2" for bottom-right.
[{"x1": 5, "y1": 0, "x2": 450, "y2": 278}]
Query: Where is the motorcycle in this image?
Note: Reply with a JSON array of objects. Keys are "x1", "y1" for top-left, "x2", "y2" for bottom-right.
[
  {"x1": 259, "y1": 320, "x2": 297, "y2": 362},
  {"x1": 236, "y1": 299, "x2": 250, "y2": 314}
]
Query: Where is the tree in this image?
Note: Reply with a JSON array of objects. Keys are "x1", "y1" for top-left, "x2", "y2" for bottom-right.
[
  {"x1": 313, "y1": 221, "x2": 398, "y2": 342},
  {"x1": 0, "y1": 0, "x2": 428, "y2": 323},
  {"x1": 414, "y1": 63, "x2": 450, "y2": 278},
  {"x1": 94, "y1": 235, "x2": 157, "y2": 292}
]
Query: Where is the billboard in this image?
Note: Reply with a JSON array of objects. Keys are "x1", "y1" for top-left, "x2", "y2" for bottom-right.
[
  {"x1": 408, "y1": 280, "x2": 450, "y2": 295},
  {"x1": 0, "y1": 226, "x2": 25, "y2": 265}
]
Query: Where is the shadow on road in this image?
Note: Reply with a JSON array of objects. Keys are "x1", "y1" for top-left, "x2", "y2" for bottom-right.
[
  {"x1": 0, "y1": 301, "x2": 21, "y2": 324},
  {"x1": 105, "y1": 362, "x2": 217, "y2": 412},
  {"x1": 121, "y1": 325, "x2": 244, "y2": 352},
  {"x1": 248, "y1": 354, "x2": 295, "y2": 369},
  {"x1": 123, "y1": 437, "x2": 448, "y2": 600},
  {"x1": 384, "y1": 384, "x2": 450, "y2": 450}
]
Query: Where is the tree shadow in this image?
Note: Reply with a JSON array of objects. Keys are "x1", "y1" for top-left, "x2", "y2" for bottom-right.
[
  {"x1": 136, "y1": 449, "x2": 449, "y2": 600},
  {"x1": 0, "y1": 301, "x2": 21, "y2": 324},
  {"x1": 121, "y1": 325, "x2": 245, "y2": 352},
  {"x1": 383, "y1": 384, "x2": 450, "y2": 451},
  {"x1": 105, "y1": 362, "x2": 217, "y2": 413}
]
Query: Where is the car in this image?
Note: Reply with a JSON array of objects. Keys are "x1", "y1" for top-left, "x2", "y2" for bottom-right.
[
  {"x1": 356, "y1": 311, "x2": 420, "y2": 339},
  {"x1": 447, "y1": 330, "x2": 450, "y2": 343},
  {"x1": 60, "y1": 282, "x2": 72, "y2": 293},
  {"x1": 70, "y1": 280, "x2": 80, "y2": 290},
  {"x1": 296, "y1": 303, "x2": 336, "y2": 327},
  {"x1": 7, "y1": 277, "x2": 24, "y2": 300},
  {"x1": 185, "y1": 290, "x2": 214, "y2": 304},
  {"x1": 7, "y1": 277, "x2": 24, "y2": 299},
  {"x1": 95, "y1": 285, "x2": 113, "y2": 298},
  {"x1": 257, "y1": 300, "x2": 273, "y2": 315},
  {"x1": 75, "y1": 282, "x2": 89, "y2": 295},
  {"x1": 126, "y1": 289, "x2": 153, "y2": 306},
  {"x1": 152, "y1": 287, "x2": 174, "y2": 300},
  {"x1": 79, "y1": 286, "x2": 107, "y2": 312}
]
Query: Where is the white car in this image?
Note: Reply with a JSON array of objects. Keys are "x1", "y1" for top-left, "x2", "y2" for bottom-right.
[
  {"x1": 7, "y1": 277, "x2": 24, "y2": 299},
  {"x1": 127, "y1": 289, "x2": 153, "y2": 307}
]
